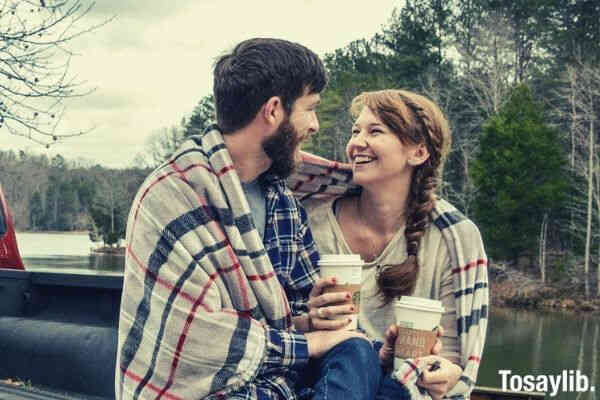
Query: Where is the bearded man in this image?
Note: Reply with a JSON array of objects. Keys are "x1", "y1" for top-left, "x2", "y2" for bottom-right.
[{"x1": 115, "y1": 38, "x2": 379, "y2": 400}]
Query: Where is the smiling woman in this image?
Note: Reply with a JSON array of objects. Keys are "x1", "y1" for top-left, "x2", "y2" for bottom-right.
[
  {"x1": 0, "y1": 183, "x2": 24, "y2": 270},
  {"x1": 304, "y1": 89, "x2": 488, "y2": 400}
]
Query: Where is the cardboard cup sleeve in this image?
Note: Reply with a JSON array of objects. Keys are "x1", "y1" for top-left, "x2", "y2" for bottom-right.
[{"x1": 394, "y1": 327, "x2": 437, "y2": 359}]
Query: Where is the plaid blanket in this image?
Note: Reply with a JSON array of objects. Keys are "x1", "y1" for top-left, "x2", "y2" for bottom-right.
[
  {"x1": 291, "y1": 153, "x2": 489, "y2": 400},
  {"x1": 392, "y1": 199, "x2": 489, "y2": 400},
  {"x1": 116, "y1": 130, "x2": 298, "y2": 399},
  {"x1": 117, "y1": 138, "x2": 487, "y2": 399}
]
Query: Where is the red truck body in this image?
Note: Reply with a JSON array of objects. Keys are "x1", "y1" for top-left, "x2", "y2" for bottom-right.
[{"x1": 0, "y1": 183, "x2": 24, "y2": 269}]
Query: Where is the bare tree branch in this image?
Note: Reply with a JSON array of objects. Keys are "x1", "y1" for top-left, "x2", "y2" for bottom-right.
[{"x1": 0, "y1": 0, "x2": 112, "y2": 145}]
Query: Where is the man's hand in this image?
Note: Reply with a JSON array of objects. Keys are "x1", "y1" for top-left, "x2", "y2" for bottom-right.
[
  {"x1": 306, "y1": 277, "x2": 355, "y2": 331},
  {"x1": 305, "y1": 330, "x2": 369, "y2": 359},
  {"x1": 378, "y1": 325, "x2": 445, "y2": 367},
  {"x1": 416, "y1": 356, "x2": 463, "y2": 400}
]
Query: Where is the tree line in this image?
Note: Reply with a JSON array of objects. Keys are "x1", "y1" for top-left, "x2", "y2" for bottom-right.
[
  {"x1": 0, "y1": 150, "x2": 149, "y2": 246},
  {"x1": 305, "y1": 0, "x2": 599, "y2": 296},
  {"x1": 2, "y1": 0, "x2": 599, "y2": 296},
  {"x1": 143, "y1": 0, "x2": 598, "y2": 295}
]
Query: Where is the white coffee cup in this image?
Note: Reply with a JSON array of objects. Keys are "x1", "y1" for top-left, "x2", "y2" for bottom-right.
[
  {"x1": 317, "y1": 254, "x2": 363, "y2": 330},
  {"x1": 394, "y1": 296, "x2": 444, "y2": 368}
]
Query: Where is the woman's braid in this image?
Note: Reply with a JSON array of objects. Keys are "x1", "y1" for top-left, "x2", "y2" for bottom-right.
[{"x1": 375, "y1": 91, "x2": 447, "y2": 304}]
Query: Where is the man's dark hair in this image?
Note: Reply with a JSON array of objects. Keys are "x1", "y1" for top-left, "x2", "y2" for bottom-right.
[{"x1": 213, "y1": 38, "x2": 327, "y2": 133}]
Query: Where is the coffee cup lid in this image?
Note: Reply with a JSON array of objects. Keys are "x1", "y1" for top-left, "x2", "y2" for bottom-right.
[
  {"x1": 395, "y1": 296, "x2": 445, "y2": 313},
  {"x1": 318, "y1": 254, "x2": 364, "y2": 266}
]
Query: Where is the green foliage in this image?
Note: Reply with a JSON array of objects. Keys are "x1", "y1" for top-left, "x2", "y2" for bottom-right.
[
  {"x1": 543, "y1": 0, "x2": 600, "y2": 66},
  {"x1": 0, "y1": 150, "x2": 149, "y2": 242},
  {"x1": 310, "y1": 0, "x2": 455, "y2": 161},
  {"x1": 303, "y1": 89, "x2": 346, "y2": 160},
  {"x1": 304, "y1": 41, "x2": 393, "y2": 160},
  {"x1": 88, "y1": 168, "x2": 148, "y2": 246},
  {"x1": 104, "y1": 231, "x2": 121, "y2": 247},
  {"x1": 471, "y1": 85, "x2": 569, "y2": 261},
  {"x1": 376, "y1": 1, "x2": 448, "y2": 85},
  {"x1": 29, "y1": 192, "x2": 44, "y2": 230},
  {"x1": 2, "y1": 0, "x2": 596, "y2": 281},
  {"x1": 185, "y1": 94, "x2": 216, "y2": 137}
]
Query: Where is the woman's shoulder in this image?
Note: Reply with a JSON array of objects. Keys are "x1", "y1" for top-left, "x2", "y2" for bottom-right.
[
  {"x1": 432, "y1": 198, "x2": 483, "y2": 245},
  {"x1": 432, "y1": 198, "x2": 482, "y2": 237},
  {"x1": 302, "y1": 196, "x2": 342, "y2": 252},
  {"x1": 303, "y1": 196, "x2": 341, "y2": 238}
]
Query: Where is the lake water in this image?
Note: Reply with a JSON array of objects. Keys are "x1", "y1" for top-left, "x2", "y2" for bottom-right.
[
  {"x1": 483, "y1": 307, "x2": 599, "y2": 399},
  {"x1": 16, "y1": 231, "x2": 124, "y2": 275},
  {"x1": 14, "y1": 232, "x2": 600, "y2": 399}
]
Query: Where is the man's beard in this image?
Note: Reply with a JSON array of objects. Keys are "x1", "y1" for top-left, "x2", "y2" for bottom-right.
[{"x1": 262, "y1": 118, "x2": 300, "y2": 179}]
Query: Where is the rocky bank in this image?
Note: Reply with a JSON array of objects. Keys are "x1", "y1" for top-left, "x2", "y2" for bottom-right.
[{"x1": 489, "y1": 264, "x2": 600, "y2": 313}]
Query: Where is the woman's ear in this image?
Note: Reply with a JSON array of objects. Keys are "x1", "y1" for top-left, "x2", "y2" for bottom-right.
[
  {"x1": 408, "y1": 143, "x2": 430, "y2": 166},
  {"x1": 261, "y1": 96, "x2": 285, "y2": 128}
]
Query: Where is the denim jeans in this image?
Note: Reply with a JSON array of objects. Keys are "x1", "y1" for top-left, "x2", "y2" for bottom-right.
[
  {"x1": 306, "y1": 337, "x2": 411, "y2": 400},
  {"x1": 375, "y1": 374, "x2": 411, "y2": 400},
  {"x1": 308, "y1": 337, "x2": 381, "y2": 400}
]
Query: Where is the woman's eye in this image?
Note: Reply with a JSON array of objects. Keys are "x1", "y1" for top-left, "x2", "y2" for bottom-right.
[
  {"x1": 351, "y1": 129, "x2": 360, "y2": 136},
  {"x1": 370, "y1": 129, "x2": 382, "y2": 136}
]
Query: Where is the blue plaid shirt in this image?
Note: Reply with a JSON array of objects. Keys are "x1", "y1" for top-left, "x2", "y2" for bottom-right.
[{"x1": 228, "y1": 172, "x2": 320, "y2": 400}]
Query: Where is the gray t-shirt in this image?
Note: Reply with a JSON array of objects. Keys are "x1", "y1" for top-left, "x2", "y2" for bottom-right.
[{"x1": 241, "y1": 179, "x2": 266, "y2": 239}]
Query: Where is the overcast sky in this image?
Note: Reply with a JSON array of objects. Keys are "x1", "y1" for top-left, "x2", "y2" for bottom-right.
[{"x1": 3, "y1": 0, "x2": 400, "y2": 168}]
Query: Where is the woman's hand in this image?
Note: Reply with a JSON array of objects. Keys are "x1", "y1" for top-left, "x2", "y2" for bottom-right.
[
  {"x1": 378, "y1": 325, "x2": 445, "y2": 367},
  {"x1": 306, "y1": 277, "x2": 355, "y2": 331},
  {"x1": 416, "y1": 355, "x2": 463, "y2": 400}
]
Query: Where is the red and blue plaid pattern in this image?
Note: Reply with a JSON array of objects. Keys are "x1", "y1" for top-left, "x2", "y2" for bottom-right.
[
  {"x1": 116, "y1": 128, "x2": 488, "y2": 399},
  {"x1": 116, "y1": 129, "x2": 318, "y2": 400}
]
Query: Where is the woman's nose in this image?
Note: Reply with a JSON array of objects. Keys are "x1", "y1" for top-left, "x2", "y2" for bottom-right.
[{"x1": 349, "y1": 132, "x2": 368, "y2": 148}]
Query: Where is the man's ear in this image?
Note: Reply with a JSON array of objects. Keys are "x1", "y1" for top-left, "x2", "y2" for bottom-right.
[
  {"x1": 261, "y1": 96, "x2": 285, "y2": 128},
  {"x1": 408, "y1": 143, "x2": 430, "y2": 166}
]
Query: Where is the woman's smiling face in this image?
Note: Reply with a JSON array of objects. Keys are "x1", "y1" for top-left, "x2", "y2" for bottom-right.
[{"x1": 346, "y1": 106, "x2": 425, "y2": 187}]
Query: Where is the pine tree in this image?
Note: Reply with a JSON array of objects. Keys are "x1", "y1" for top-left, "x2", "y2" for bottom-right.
[
  {"x1": 472, "y1": 85, "x2": 569, "y2": 263},
  {"x1": 184, "y1": 94, "x2": 216, "y2": 137}
]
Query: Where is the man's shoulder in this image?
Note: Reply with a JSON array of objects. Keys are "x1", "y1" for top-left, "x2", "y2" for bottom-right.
[{"x1": 133, "y1": 138, "x2": 217, "y2": 204}]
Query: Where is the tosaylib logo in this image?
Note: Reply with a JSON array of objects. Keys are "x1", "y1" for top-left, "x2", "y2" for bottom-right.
[{"x1": 499, "y1": 370, "x2": 595, "y2": 397}]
